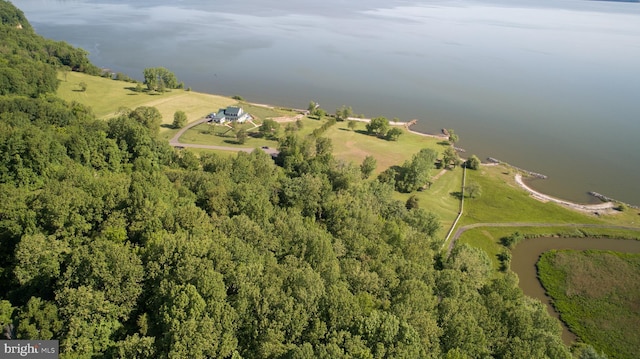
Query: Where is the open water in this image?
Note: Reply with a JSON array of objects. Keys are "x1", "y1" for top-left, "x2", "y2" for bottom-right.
[{"x1": 15, "y1": 0, "x2": 640, "y2": 205}]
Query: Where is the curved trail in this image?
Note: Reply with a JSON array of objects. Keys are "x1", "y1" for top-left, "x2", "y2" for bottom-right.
[
  {"x1": 515, "y1": 174, "x2": 614, "y2": 213},
  {"x1": 168, "y1": 117, "x2": 279, "y2": 155}
]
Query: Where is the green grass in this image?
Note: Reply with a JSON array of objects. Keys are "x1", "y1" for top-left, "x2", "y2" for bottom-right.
[
  {"x1": 537, "y1": 250, "x2": 640, "y2": 359},
  {"x1": 457, "y1": 226, "x2": 640, "y2": 271},
  {"x1": 235, "y1": 102, "x2": 300, "y2": 122},
  {"x1": 324, "y1": 121, "x2": 446, "y2": 173},
  {"x1": 453, "y1": 164, "x2": 640, "y2": 269},
  {"x1": 57, "y1": 72, "x2": 235, "y2": 128},
  {"x1": 179, "y1": 122, "x2": 275, "y2": 149},
  {"x1": 461, "y1": 165, "x2": 603, "y2": 225},
  {"x1": 180, "y1": 147, "x2": 239, "y2": 159},
  {"x1": 392, "y1": 168, "x2": 463, "y2": 239}
]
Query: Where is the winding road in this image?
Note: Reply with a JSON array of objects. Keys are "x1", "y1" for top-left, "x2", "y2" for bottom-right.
[{"x1": 168, "y1": 117, "x2": 279, "y2": 156}]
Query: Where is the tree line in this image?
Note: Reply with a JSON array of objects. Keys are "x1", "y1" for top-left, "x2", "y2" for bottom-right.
[{"x1": 0, "y1": 1, "x2": 100, "y2": 98}]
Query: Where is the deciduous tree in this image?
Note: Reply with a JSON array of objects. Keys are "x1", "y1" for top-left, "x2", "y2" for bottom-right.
[
  {"x1": 360, "y1": 155, "x2": 377, "y2": 179},
  {"x1": 448, "y1": 129, "x2": 459, "y2": 145},
  {"x1": 172, "y1": 110, "x2": 187, "y2": 129},
  {"x1": 143, "y1": 67, "x2": 179, "y2": 92},
  {"x1": 335, "y1": 105, "x2": 353, "y2": 121},
  {"x1": 466, "y1": 154, "x2": 481, "y2": 170},
  {"x1": 396, "y1": 148, "x2": 438, "y2": 193},
  {"x1": 465, "y1": 181, "x2": 482, "y2": 199},
  {"x1": 259, "y1": 119, "x2": 280, "y2": 139},
  {"x1": 442, "y1": 147, "x2": 459, "y2": 169},
  {"x1": 236, "y1": 128, "x2": 248, "y2": 144},
  {"x1": 366, "y1": 117, "x2": 389, "y2": 137},
  {"x1": 386, "y1": 127, "x2": 403, "y2": 141}
]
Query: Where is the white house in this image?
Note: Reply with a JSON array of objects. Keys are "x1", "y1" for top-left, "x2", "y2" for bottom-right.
[{"x1": 210, "y1": 106, "x2": 250, "y2": 123}]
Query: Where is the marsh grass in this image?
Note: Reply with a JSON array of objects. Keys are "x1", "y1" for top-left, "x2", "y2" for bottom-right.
[{"x1": 537, "y1": 250, "x2": 640, "y2": 359}]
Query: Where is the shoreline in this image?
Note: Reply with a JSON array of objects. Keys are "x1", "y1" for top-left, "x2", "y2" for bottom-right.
[
  {"x1": 189, "y1": 96, "x2": 635, "y2": 209},
  {"x1": 514, "y1": 174, "x2": 615, "y2": 214},
  {"x1": 345, "y1": 116, "x2": 449, "y2": 139}
]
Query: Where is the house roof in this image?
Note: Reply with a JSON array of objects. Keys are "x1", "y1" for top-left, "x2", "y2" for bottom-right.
[{"x1": 224, "y1": 107, "x2": 242, "y2": 116}]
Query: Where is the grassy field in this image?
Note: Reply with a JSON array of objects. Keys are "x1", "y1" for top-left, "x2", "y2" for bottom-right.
[
  {"x1": 454, "y1": 164, "x2": 640, "y2": 269},
  {"x1": 537, "y1": 250, "x2": 640, "y2": 359},
  {"x1": 57, "y1": 72, "x2": 235, "y2": 126},
  {"x1": 460, "y1": 165, "x2": 604, "y2": 225},
  {"x1": 325, "y1": 121, "x2": 447, "y2": 174}
]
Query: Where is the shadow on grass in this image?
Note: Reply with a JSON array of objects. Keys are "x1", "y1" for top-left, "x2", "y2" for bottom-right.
[
  {"x1": 160, "y1": 124, "x2": 176, "y2": 129},
  {"x1": 123, "y1": 87, "x2": 165, "y2": 96},
  {"x1": 223, "y1": 139, "x2": 245, "y2": 145},
  {"x1": 355, "y1": 129, "x2": 381, "y2": 138},
  {"x1": 438, "y1": 141, "x2": 451, "y2": 146},
  {"x1": 450, "y1": 191, "x2": 463, "y2": 200}
]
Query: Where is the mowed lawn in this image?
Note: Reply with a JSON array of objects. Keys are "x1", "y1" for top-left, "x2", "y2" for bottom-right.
[
  {"x1": 56, "y1": 72, "x2": 235, "y2": 128},
  {"x1": 461, "y1": 165, "x2": 604, "y2": 225},
  {"x1": 324, "y1": 120, "x2": 447, "y2": 174},
  {"x1": 393, "y1": 168, "x2": 464, "y2": 240}
]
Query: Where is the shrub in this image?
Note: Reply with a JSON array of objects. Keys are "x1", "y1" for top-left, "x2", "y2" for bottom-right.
[
  {"x1": 501, "y1": 232, "x2": 524, "y2": 249},
  {"x1": 466, "y1": 155, "x2": 481, "y2": 170}
]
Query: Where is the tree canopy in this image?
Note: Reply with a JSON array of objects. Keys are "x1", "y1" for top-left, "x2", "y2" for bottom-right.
[
  {"x1": 143, "y1": 67, "x2": 180, "y2": 92},
  {"x1": 0, "y1": 0, "x2": 99, "y2": 98}
]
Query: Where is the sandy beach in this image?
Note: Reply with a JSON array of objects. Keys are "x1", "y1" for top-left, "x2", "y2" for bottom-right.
[{"x1": 515, "y1": 174, "x2": 615, "y2": 214}]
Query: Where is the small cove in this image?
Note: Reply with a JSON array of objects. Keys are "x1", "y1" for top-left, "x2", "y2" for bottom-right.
[{"x1": 510, "y1": 237, "x2": 640, "y2": 344}]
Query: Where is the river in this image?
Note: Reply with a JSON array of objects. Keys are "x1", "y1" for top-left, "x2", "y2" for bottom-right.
[
  {"x1": 510, "y1": 237, "x2": 640, "y2": 344},
  {"x1": 13, "y1": 0, "x2": 640, "y2": 206}
]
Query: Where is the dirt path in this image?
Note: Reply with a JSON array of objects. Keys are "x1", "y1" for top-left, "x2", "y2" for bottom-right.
[
  {"x1": 270, "y1": 114, "x2": 304, "y2": 123},
  {"x1": 431, "y1": 169, "x2": 448, "y2": 181}
]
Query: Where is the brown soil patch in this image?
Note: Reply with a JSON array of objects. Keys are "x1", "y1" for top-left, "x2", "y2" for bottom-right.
[{"x1": 269, "y1": 114, "x2": 304, "y2": 123}]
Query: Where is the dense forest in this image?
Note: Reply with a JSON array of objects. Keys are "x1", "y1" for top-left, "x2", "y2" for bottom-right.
[{"x1": 0, "y1": 2, "x2": 600, "y2": 358}]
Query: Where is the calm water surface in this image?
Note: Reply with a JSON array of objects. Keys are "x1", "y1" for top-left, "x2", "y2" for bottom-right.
[
  {"x1": 511, "y1": 236, "x2": 640, "y2": 344},
  {"x1": 15, "y1": 0, "x2": 640, "y2": 205}
]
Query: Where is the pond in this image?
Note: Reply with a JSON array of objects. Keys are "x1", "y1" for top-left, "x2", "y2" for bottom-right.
[{"x1": 510, "y1": 237, "x2": 640, "y2": 344}]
